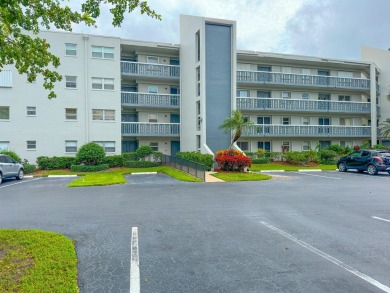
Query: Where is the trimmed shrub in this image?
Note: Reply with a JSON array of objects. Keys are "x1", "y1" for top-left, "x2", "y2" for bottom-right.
[
  {"x1": 36, "y1": 156, "x2": 77, "y2": 170},
  {"x1": 215, "y1": 149, "x2": 252, "y2": 172},
  {"x1": 284, "y1": 151, "x2": 307, "y2": 165},
  {"x1": 76, "y1": 142, "x2": 106, "y2": 166},
  {"x1": 70, "y1": 164, "x2": 109, "y2": 172},
  {"x1": 122, "y1": 152, "x2": 138, "y2": 161},
  {"x1": 319, "y1": 149, "x2": 338, "y2": 164},
  {"x1": 304, "y1": 149, "x2": 319, "y2": 163},
  {"x1": 23, "y1": 164, "x2": 36, "y2": 174},
  {"x1": 256, "y1": 148, "x2": 266, "y2": 158},
  {"x1": 0, "y1": 150, "x2": 22, "y2": 163},
  {"x1": 103, "y1": 155, "x2": 124, "y2": 167},
  {"x1": 136, "y1": 146, "x2": 153, "y2": 161},
  {"x1": 176, "y1": 151, "x2": 214, "y2": 170},
  {"x1": 152, "y1": 152, "x2": 163, "y2": 162},
  {"x1": 252, "y1": 158, "x2": 270, "y2": 164},
  {"x1": 124, "y1": 161, "x2": 160, "y2": 168}
]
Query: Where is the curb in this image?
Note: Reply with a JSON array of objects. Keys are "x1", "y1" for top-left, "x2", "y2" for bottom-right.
[
  {"x1": 259, "y1": 170, "x2": 285, "y2": 173},
  {"x1": 48, "y1": 175, "x2": 78, "y2": 178},
  {"x1": 297, "y1": 169, "x2": 322, "y2": 172},
  {"x1": 131, "y1": 172, "x2": 158, "y2": 175}
]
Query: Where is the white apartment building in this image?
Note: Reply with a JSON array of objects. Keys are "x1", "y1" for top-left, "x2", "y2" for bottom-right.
[{"x1": 1, "y1": 15, "x2": 390, "y2": 164}]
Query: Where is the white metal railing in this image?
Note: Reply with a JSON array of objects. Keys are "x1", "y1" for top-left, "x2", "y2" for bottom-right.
[
  {"x1": 121, "y1": 92, "x2": 180, "y2": 108},
  {"x1": 237, "y1": 70, "x2": 370, "y2": 90},
  {"x1": 237, "y1": 98, "x2": 372, "y2": 113},
  {"x1": 121, "y1": 61, "x2": 180, "y2": 78},
  {"x1": 122, "y1": 122, "x2": 180, "y2": 136},
  {"x1": 245, "y1": 124, "x2": 371, "y2": 137}
]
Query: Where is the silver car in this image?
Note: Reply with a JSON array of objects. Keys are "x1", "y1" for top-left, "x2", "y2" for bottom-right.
[{"x1": 0, "y1": 154, "x2": 24, "y2": 184}]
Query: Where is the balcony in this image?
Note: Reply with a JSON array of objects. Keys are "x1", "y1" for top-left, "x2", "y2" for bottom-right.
[
  {"x1": 121, "y1": 61, "x2": 180, "y2": 79},
  {"x1": 245, "y1": 124, "x2": 371, "y2": 137},
  {"x1": 237, "y1": 98, "x2": 372, "y2": 114},
  {"x1": 237, "y1": 71, "x2": 370, "y2": 91},
  {"x1": 121, "y1": 92, "x2": 180, "y2": 108},
  {"x1": 122, "y1": 122, "x2": 180, "y2": 137}
]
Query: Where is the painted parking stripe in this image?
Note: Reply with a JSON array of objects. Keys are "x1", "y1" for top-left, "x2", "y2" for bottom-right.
[
  {"x1": 0, "y1": 178, "x2": 42, "y2": 189},
  {"x1": 260, "y1": 221, "x2": 390, "y2": 293},
  {"x1": 372, "y1": 216, "x2": 390, "y2": 223},
  {"x1": 290, "y1": 171, "x2": 342, "y2": 180},
  {"x1": 130, "y1": 227, "x2": 140, "y2": 293}
]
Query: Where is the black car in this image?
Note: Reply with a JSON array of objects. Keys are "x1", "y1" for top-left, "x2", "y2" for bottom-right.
[
  {"x1": 0, "y1": 154, "x2": 24, "y2": 184},
  {"x1": 337, "y1": 149, "x2": 390, "y2": 175}
]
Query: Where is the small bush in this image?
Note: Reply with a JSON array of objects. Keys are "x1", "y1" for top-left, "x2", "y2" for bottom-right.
[
  {"x1": 152, "y1": 152, "x2": 163, "y2": 162},
  {"x1": 70, "y1": 164, "x2": 109, "y2": 172},
  {"x1": 122, "y1": 152, "x2": 138, "y2": 161},
  {"x1": 0, "y1": 150, "x2": 21, "y2": 163},
  {"x1": 215, "y1": 149, "x2": 252, "y2": 172},
  {"x1": 76, "y1": 142, "x2": 106, "y2": 166},
  {"x1": 319, "y1": 149, "x2": 338, "y2": 164},
  {"x1": 176, "y1": 151, "x2": 214, "y2": 170},
  {"x1": 136, "y1": 146, "x2": 153, "y2": 161},
  {"x1": 256, "y1": 148, "x2": 266, "y2": 158},
  {"x1": 252, "y1": 158, "x2": 270, "y2": 164},
  {"x1": 304, "y1": 149, "x2": 319, "y2": 163},
  {"x1": 284, "y1": 151, "x2": 307, "y2": 165},
  {"x1": 36, "y1": 156, "x2": 77, "y2": 170},
  {"x1": 103, "y1": 155, "x2": 124, "y2": 167},
  {"x1": 23, "y1": 164, "x2": 36, "y2": 174},
  {"x1": 124, "y1": 161, "x2": 160, "y2": 168}
]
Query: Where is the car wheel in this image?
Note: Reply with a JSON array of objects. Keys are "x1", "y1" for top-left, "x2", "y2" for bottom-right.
[
  {"x1": 16, "y1": 169, "x2": 24, "y2": 180},
  {"x1": 367, "y1": 164, "x2": 378, "y2": 175},
  {"x1": 338, "y1": 163, "x2": 347, "y2": 172}
]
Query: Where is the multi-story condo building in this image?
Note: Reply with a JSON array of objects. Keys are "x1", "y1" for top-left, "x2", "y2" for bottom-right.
[{"x1": 1, "y1": 15, "x2": 389, "y2": 164}]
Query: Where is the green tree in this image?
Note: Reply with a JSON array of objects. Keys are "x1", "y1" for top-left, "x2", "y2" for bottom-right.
[
  {"x1": 219, "y1": 110, "x2": 254, "y2": 149},
  {"x1": 0, "y1": 0, "x2": 160, "y2": 99},
  {"x1": 380, "y1": 118, "x2": 390, "y2": 138}
]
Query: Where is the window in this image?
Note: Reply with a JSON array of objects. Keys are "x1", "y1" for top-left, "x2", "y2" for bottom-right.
[
  {"x1": 282, "y1": 92, "x2": 291, "y2": 99},
  {"x1": 196, "y1": 135, "x2": 201, "y2": 150},
  {"x1": 65, "y1": 141, "x2": 77, "y2": 153},
  {"x1": 340, "y1": 141, "x2": 352, "y2": 148},
  {"x1": 302, "y1": 117, "x2": 310, "y2": 125},
  {"x1": 302, "y1": 93, "x2": 309, "y2": 99},
  {"x1": 150, "y1": 142, "x2": 159, "y2": 152},
  {"x1": 0, "y1": 106, "x2": 10, "y2": 120},
  {"x1": 65, "y1": 76, "x2": 77, "y2": 88},
  {"x1": 146, "y1": 56, "x2": 159, "y2": 64},
  {"x1": 318, "y1": 93, "x2": 331, "y2": 100},
  {"x1": 196, "y1": 66, "x2": 200, "y2": 96},
  {"x1": 91, "y1": 46, "x2": 114, "y2": 59},
  {"x1": 338, "y1": 95, "x2": 351, "y2": 101},
  {"x1": 65, "y1": 43, "x2": 77, "y2": 56},
  {"x1": 302, "y1": 141, "x2": 310, "y2": 151},
  {"x1": 148, "y1": 86, "x2": 158, "y2": 94},
  {"x1": 258, "y1": 141, "x2": 271, "y2": 152},
  {"x1": 282, "y1": 117, "x2": 290, "y2": 125},
  {"x1": 27, "y1": 106, "x2": 36, "y2": 116},
  {"x1": 257, "y1": 91, "x2": 271, "y2": 98},
  {"x1": 282, "y1": 141, "x2": 290, "y2": 152},
  {"x1": 196, "y1": 101, "x2": 201, "y2": 131},
  {"x1": 0, "y1": 70, "x2": 13, "y2": 87},
  {"x1": 92, "y1": 78, "x2": 114, "y2": 90},
  {"x1": 340, "y1": 118, "x2": 352, "y2": 126},
  {"x1": 65, "y1": 108, "x2": 77, "y2": 120},
  {"x1": 27, "y1": 140, "x2": 36, "y2": 150},
  {"x1": 318, "y1": 70, "x2": 330, "y2": 76},
  {"x1": 195, "y1": 30, "x2": 200, "y2": 62},
  {"x1": 257, "y1": 65, "x2": 271, "y2": 72},
  {"x1": 237, "y1": 90, "x2": 250, "y2": 97},
  {"x1": 301, "y1": 68, "x2": 310, "y2": 75},
  {"x1": 237, "y1": 141, "x2": 249, "y2": 151},
  {"x1": 92, "y1": 109, "x2": 115, "y2": 121},
  {"x1": 148, "y1": 114, "x2": 158, "y2": 123},
  {"x1": 0, "y1": 141, "x2": 10, "y2": 150},
  {"x1": 94, "y1": 141, "x2": 115, "y2": 152}
]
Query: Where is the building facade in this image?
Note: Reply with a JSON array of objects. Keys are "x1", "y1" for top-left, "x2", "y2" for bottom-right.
[{"x1": 1, "y1": 15, "x2": 389, "y2": 164}]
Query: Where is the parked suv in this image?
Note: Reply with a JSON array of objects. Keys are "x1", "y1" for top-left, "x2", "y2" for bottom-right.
[
  {"x1": 0, "y1": 154, "x2": 24, "y2": 184},
  {"x1": 337, "y1": 150, "x2": 390, "y2": 175}
]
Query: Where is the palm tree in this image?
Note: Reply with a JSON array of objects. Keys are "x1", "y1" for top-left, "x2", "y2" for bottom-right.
[
  {"x1": 219, "y1": 110, "x2": 254, "y2": 149},
  {"x1": 379, "y1": 118, "x2": 390, "y2": 138}
]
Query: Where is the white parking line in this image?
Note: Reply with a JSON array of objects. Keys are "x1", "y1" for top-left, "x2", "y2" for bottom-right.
[
  {"x1": 260, "y1": 221, "x2": 390, "y2": 293},
  {"x1": 290, "y1": 171, "x2": 342, "y2": 180},
  {"x1": 0, "y1": 178, "x2": 42, "y2": 189},
  {"x1": 372, "y1": 216, "x2": 390, "y2": 223},
  {"x1": 130, "y1": 227, "x2": 140, "y2": 293}
]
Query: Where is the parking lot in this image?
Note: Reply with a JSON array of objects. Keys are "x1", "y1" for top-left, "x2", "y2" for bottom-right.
[{"x1": 1, "y1": 171, "x2": 390, "y2": 292}]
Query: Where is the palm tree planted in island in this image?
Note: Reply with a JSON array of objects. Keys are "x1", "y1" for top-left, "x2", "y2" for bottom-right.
[
  {"x1": 216, "y1": 110, "x2": 254, "y2": 171},
  {"x1": 379, "y1": 118, "x2": 390, "y2": 139}
]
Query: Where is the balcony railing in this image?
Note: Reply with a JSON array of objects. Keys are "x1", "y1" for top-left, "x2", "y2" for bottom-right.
[
  {"x1": 245, "y1": 124, "x2": 371, "y2": 137},
  {"x1": 237, "y1": 98, "x2": 372, "y2": 114},
  {"x1": 237, "y1": 71, "x2": 370, "y2": 91},
  {"x1": 121, "y1": 92, "x2": 180, "y2": 108},
  {"x1": 122, "y1": 122, "x2": 180, "y2": 136},
  {"x1": 121, "y1": 61, "x2": 180, "y2": 79}
]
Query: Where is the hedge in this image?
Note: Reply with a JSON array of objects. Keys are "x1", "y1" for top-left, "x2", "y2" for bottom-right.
[
  {"x1": 103, "y1": 155, "x2": 124, "y2": 168},
  {"x1": 122, "y1": 152, "x2": 138, "y2": 161},
  {"x1": 124, "y1": 161, "x2": 160, "y2": 168},
  {"x1": 252, "y1": 158, "x2": 270, "y2": 164},
  {"x1": 37, "y1": 156, "x2": 77, "y2": 170},
  {"x1": 70, "y1": 164, "x2": 109, "y2": 172},
  {"x1": 23, "y1": 164, "x2": 37, "y2": 174},
  {"x1": 176, "y1": 151, "x2": 213, "y2": 170}
]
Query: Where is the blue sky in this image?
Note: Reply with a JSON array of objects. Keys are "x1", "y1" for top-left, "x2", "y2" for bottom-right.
[{"x1": 70, "y1": 0, "x2": 390, "y2": 61}]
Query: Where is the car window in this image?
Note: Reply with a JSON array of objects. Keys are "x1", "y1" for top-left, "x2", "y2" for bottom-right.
[
  {"x1": 0, "y1": 156, "x2": 5, "y2": 163},
  {"x1": 350, "y1": 151, "x2": 361, "y2": 157},
  {"x1": 4, "y1": 156, "x2": 14, "y2": 163},
  {"x1": 361, "y1": 151, "x2": 370, "y2": 157}
]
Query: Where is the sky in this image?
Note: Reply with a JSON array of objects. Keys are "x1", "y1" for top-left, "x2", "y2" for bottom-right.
[{"x1": 70, "y1": 0, "x2": 390, "y2": 61}]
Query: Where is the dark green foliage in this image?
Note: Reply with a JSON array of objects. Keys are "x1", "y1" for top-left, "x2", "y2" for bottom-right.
[
  {"x1": 319, "y1": 149, "x2": 338, "y2": 164},
  {"x1": 304, "y1": 149, "x2": 320, "y2": 163},
  {"x1": 23, "y1": 164, "x2": 36, "y2": 174},
  {"x1": 152, "y1": 152, "x2": 163, "y2": 162},
  {"x1": 135, "y1": 146, "x2": 153, "y2": 160},
  {"x1": 36, "y1": 156, "x2": 77, "y2": 170},
  {"x1": 70, "y1": 164, "x2": 109, "y2": 172},
  {"x1": 124, "y1": 161, "x2": 160, "y2": 168},
  {"x1": 176, "y1": 151, "x2": 214, "y2": 170},
  {"x1": 122, "y1": 152, "x2": 138, "y2": 161},
  {"x1": 76, "y1": 142, "x2": 106, "y2": 166},
  {"x1": 284, "y1": 151, "x2": 308, "y2": 165},
  {"x1": 0, "y1": 150, "x2": 22, "y2": 163},
  {"x1": 103, "y1": 155, "x2": 124, "y2": 167},
  {"x1": 252, "y1": 158, "x2": 271, "y2": 164}
]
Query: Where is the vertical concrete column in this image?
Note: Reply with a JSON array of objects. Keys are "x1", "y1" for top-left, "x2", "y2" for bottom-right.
[
  {"x1": 83, "y1": 35, "x2": 90, "y2": 142},
  {"x1": 370, "y1": 63, "x2": 377, "y2": 146}
]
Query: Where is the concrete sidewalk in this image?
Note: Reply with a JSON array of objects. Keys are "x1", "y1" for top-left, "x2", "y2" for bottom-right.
[{"x1": 205, "y1": 172, "x2": 224, "y2": 183}]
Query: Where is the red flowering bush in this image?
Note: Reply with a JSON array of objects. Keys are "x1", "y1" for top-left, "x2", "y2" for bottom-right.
[
  {"x1": 215, "y1": 149, "x2": 252, "y2": 172},
  {"x1": 353, "y1": 145, "x2": 361, "y2": 151}
]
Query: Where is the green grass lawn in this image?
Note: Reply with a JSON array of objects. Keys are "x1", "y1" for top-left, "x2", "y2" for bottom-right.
[
  {"x1": 248, "y1": 163, "x2": 337, "y2": 171},
  {"x1": 0, "y1": 229, "x2": 77, "y2": 293},
  {"x1": 211, "y1": 172, "x2": 272, "y2": 182}
]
